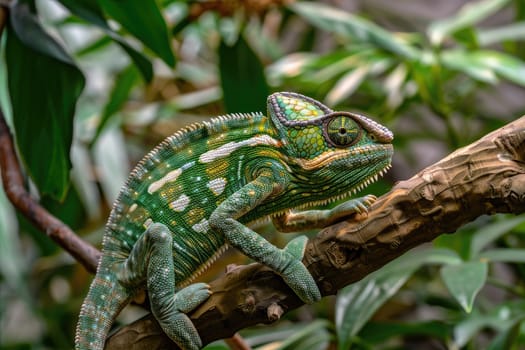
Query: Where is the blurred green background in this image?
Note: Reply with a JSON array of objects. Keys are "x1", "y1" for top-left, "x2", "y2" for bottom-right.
[{"x1": 1, "y1": 0, "x2": 525, "y2": 349}]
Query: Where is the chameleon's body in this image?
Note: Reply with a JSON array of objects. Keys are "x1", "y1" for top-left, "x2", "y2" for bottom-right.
[{"x1": 75, "y1": 92, "x2": 393, "y2": 350}]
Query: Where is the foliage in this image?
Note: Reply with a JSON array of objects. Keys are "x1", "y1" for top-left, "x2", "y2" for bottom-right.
[{"x1": 1, "y1": 0, "x2": 525, "y2": 349}]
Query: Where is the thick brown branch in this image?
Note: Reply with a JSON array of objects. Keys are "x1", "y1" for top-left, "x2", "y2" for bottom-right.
[
  {"x1": 0, "y1": 110, "x2": 100, "y2": 273},
  {"x1": 106, "y1": 116, "x2": 525, "y2": 349}
]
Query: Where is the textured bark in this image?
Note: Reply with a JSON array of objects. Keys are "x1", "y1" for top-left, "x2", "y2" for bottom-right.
[{"x1": 106, "y1": 117, "x2": 525, "y2": 349}]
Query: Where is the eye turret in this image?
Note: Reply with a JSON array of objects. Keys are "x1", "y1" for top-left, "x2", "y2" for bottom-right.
[{"x1": 325, "y1": 115, "x2": 361, "y2": 147}]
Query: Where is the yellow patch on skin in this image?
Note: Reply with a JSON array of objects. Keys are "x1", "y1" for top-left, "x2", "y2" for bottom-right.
[
  {"x1": 205, "y1": 158, "x2": 230, "y2": 178},
  {"x1": 143, "y1": 218, "x2": 153, "y2": 228},
  {"x1": 127, "y1": 206, "x2": 148, "y2": 224},
  {"x1": 186, "y1": 208, "x2": 206, "y2": 226}
]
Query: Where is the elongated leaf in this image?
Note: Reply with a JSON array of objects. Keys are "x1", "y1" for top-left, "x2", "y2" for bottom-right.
[
  {"x1": 335, "y1": 248, "x2": 461, "y2": 349},
  {"x1": 454, "y1": 300, "x2": 525, "y2": 347},
  {"x1": 93, "y1": 127, "x2": 130, "y2": 205},
  {"x1": 360, "y1": 321, "x2": 450, "y2": 345},
  {"x1": 58, "y1": 0, "x2": 107, "y2": 28},
  {"x1": 9, "y1": 2, "x2": 76, "y2": 64},
  {"x1": 427, "y1": 0, "x2": 511, "y2": 45},
  {"x1": 470, "y1": 216, "x2": 525, "y2": 256},
  {"x1": 92, "y1": 65, "x2": 139, "y2": 144},
  {"x1": 470, "y1": 50, "x2": 525, "y2": 86},
  {"x1": 443, "y1": 49, "x2": 525, "y2": 86},
  {"x1": 441, "y1": 261, "x2": 487, "y2": 313},
  {"x1": 479, "y1": 248, "x2": 525, "y2": 263},
  {"x1": 290, "y1": 2, "x2": 419, "y2": 60},
  {"x1": 59, "y1": 0, "x2": 153, "y2": 81},
  {"x1": 441, "y1": 49, "x2": 499, "y2": 84},
  {"x1": 336, "y1": 272, "x2": 409, "y2": 350},
  {"x1": 113, "y1": 37, "x2": 153, "y2": 81},
  {"x1": 98, "y1": 0, "x2": 175, "y2": 67},
  {"x1": 6, "y1": 5, "x2": 85, "y2": 199},
  {"x1": 486, "y1": 321, "x2": 523, "y2": 350},
  {"x1": 325, "y1": 66, "x2": 371, "y2": 106},
  {"x1": 277, "y1": 320, "x2": 331, "y2": 350},
  {"x1": 478, "y1": 22, "x2": 525, "y2": 46},
  {"x1": 219, "y1": 35, "x2": 269, "y2": 113}
]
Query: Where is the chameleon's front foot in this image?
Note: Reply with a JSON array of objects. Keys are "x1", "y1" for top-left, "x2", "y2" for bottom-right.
[
  {"x1": 330, "y1": 194, "x2": 377, "y2": 220},
  {"x1": 281, "y1": 236, "x2": 321, "y2": 304}
]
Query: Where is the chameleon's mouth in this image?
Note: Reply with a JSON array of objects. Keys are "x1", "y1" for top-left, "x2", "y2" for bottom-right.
[
  {"x1": 294, "y1": 144, "x2": 393, "y2": 171},
  {"x1": 285, "y1": 144, "x2": 393, "y2": 211}
]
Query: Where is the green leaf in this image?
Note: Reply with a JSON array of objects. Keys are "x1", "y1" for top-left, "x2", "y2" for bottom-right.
[
  {"x1": 98, "y1": 0, "x2": 175, "y2": 67},
  {"x1": 107, "y1": 33, "x2": 154, "y2": 82},
  {"x1": 427, "y1": 0, "x2": 511, "y2": 46},
  {"x1": 336, "y1": 274, "x2": 410, "y2": 350},
  {"x1": 76, "y1": 35, "x2": 112, "y2": 56},
  {"x1": 276, "y1": 320, "x2": 332, "y2": 350},
  {"x1": 478, "y1": 22, "x2": 525, "y2": 46},
  {"x1": 59, "y1": 0, "x2": 153, "y2": 81},
  {"x1": 470, "y1": 216, "x2": 525, "y2": 256},
  {"x1": 92, "y1": 65, "x2": 139, "y2": 144},
  {"x1": 58, "y1": 0, "x2": 108, "y2": 28},
  {"x1": 93, "y1": 127, "x2": 130, "y2": 205},
  {"x1": 335, "y1": 248, "x2": 461, "y2": 349},
  {"x1": 9, "y1": 1, "x2": 76, "y2": 65},
  {"x1": 325, "y1": 66, "x2": 371, "y2": 106},
  {"x1": 453, "y1": 300, "x2": 525, "y2": 347},
  {"x1": 6, "y1": 4, "x2": 85, "y2": 200},
  {"x1": 441, "y1": 261, "x2": 488, "y2": 313},
  {"x1": 359, "y1": 321, "x2": 451, "y2": 345},
  {"x1": 290, "y1": 2, "x2": 420, "y2": 60},
  {"x1": 486, "y1": 321, "x2": 523, "y2": 350},
  {"x1": 479, "y1": 248, "x2": 525, "y2": 263},
  {"x1": 441, "y1": 49, "x2": 499, "y2": 84},
  {"x1": 219, "y1": 35, "x2": 269, "y2": 113},
  {"x1": 470, "y1": 50, "x2": 525, "y2": 86},
  {"x1": 442, "y1": 49, "x2": 525, "y2": 86}
]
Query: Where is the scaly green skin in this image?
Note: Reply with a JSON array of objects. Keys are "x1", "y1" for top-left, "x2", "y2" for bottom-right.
[{"x1": 75, "y1": 92, "x2": 393, "y2": 350}]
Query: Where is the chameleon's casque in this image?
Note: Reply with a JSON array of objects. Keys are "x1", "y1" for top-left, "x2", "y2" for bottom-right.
[{"x1": 75, "y1": 92, "x2": 393, "y2": 350}]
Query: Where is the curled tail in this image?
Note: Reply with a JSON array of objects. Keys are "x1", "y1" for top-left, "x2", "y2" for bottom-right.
[{"x1": 75, "y1": 264, "x2": 130, "y2": 350}]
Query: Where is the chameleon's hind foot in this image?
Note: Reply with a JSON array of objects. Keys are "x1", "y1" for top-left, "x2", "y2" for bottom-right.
[
  {"x1": 165, "y1": 312, "x2": 203, "y2": 350},
  {"x1": 281, "y1": 236, "x2": 321, "y2": 304},
  {"x1": 165, "y1": 283, "x2": 211, "y2": 348}
]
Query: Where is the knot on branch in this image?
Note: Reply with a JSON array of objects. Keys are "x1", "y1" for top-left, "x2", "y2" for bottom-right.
[{"x1": 494, "y1": 128, "x2": 525, "y2": 164}]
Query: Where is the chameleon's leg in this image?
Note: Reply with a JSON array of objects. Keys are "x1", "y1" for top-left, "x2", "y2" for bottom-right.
[
  {"x1": 273, "y1": 194, "x2": 377, "y2": 232},
  {"x1": 209, "y1": 164, "x2": 321, "y2": 304},
  {"x1": 118, "y1": 223, "x2": 210, "y2": 350}
]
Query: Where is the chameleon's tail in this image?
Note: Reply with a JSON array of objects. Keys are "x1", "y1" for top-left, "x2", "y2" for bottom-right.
[{"x1": 75, "y1": 268, "x2": 130, "y2": 350}]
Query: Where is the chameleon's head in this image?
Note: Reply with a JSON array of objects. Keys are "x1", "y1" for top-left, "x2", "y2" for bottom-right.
[{"x1": 267, "y1": 92, "x2": 393, "y2": 202}]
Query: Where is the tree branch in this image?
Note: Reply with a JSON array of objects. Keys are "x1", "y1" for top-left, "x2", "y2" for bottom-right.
[
  {"x1": 0, "y1": 107, "x2": 100, "y2": 273},
  {"x1": 106, "y1": 116, "x2": 525, "y2": 349}
]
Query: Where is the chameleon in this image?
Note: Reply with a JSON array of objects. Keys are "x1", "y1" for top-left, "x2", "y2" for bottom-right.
[{"x1": 75, "y1": 92, "x2": 393, "y2": 350}]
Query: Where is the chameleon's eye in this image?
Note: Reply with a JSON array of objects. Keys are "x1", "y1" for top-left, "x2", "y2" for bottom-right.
[{"x1": 326, "y1": 116, "x2": 361, "y2": 147}]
